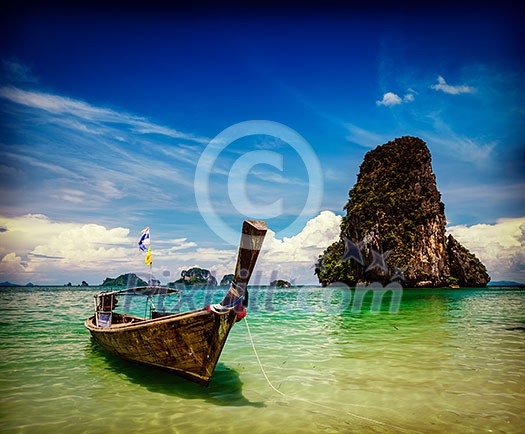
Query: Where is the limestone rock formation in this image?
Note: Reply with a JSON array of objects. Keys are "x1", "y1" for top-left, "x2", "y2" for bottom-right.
[
  {"x1": 220, "y1": 274, "x2": 234, "y2": 286},
  {"x1": 270, "y1": 279, "x2": 291, "y2": 288},
  {"x1": 101, "y1": 273, "x2": 148, "y2": 287},
  {"x1": 170, "y1": 267, "x2": 218, "y2": 286},
  {"x1": 315, "y1": 136, "x2": 490, "y2": 287}
]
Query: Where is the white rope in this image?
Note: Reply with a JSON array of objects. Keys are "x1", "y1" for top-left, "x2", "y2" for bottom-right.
[
  {"x1": 243, "y1": 316, "x2": 285, "y2": 396},
  {"x1": 243, "y1": 317, "x2": 423, "y2": 433}
]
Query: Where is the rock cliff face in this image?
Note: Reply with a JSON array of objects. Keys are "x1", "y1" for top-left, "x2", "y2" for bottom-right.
[{"x1": 315, "y1": 136, "x2": 490, "y2": 287}]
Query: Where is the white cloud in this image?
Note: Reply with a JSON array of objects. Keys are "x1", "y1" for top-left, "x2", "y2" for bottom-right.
[
  {"x1": 441, "y1": 182, "x2": 525, "y2": 208},
  {"x1": 3, "y1": 151, "x2": 82, "y2": 179},
  {"x1": 95, "y1": 180, "x2": 122, "y2": 200},
  {"x1": 0, "y1": 211, "x2": 343, "y2": 285},
  {"x1": 376, "y1": 90, "x2": 415, "y2": 106},
  {"x1": 376, "y1": 92, "x2": 402, "y2": 106},
  {"x1": 0, "y1": 86, "x2": 204, "y2": 212},
  {"x1": 0, "y1": 86, "x2": 209, "y2": 144},
  {"x1": 155, "y1": 237, "x2": 197, "y2": 249},
  {"x1": 9, "y1": 211, "x2": 522, "y2": 286},
  {"x1": 256, "y1": 210, "x2": 342, "y2": 283},
  {"x1": 345, "y1": 123, "x2": 390, "y2": 148},
  {"x1": 171, "y1": 211, "x2": 342, "y2": 285},
  {"x1": 250, "y1": 170, "x2": 306, "y2": 186},
  {"x1": 403, "y1": 92, "x2": 415, "y2": 102},
  {"x1": 2, "y1": 59, "x2": 38, "y2": 83},
  {"x1": 447, "y1": 217, "x2": 525, "y2": 282},
  {"x1": 56, "y1": 189, "x2": 87, "y2": 204},
  {"x1": 431, "y1": 75, "x2": 476, "y2": 95},
  {"x1": 0, "y1": 86, "x2": 114, "y2": 117},
  {"x1": 156, "y1": 143, "x2": 203, "y2": 165},
  {"x1": 31, "y1": 223, "x2": 132, "y2": 263},
  {"x1": 0, "y1": 252, "x2": 30, "y2": 276},
  {"x1": 0, "y1": 214, "x2": 138, "y2": 284},
  {"x1": 261, "y1": 211, "x2": 341, "y2": 261},
  {"x1": 159, "y1": 212, "x2": 342, "y2": 285},
  {"x1": 426, "y1": 132, "x2": 495, "y2": 164},
  {"x1": 422, "y1": 112, "x2": 495, "y2": 163},
  {"x1": 0, "y1": 214, "x2": 77, "y2": 255},
  {"x1": 127, "y1": 246, "x2": 238, "y2": 286}
]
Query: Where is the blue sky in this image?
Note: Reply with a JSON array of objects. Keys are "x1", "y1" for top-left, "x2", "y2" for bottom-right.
[{"x1": 0, "y1": 4, "x2": 524, "y2": 285}]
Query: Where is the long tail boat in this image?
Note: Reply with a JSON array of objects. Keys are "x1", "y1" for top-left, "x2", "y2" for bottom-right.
[{"x1": 85, "y1": 220, "x2": 267, "y2": 386}]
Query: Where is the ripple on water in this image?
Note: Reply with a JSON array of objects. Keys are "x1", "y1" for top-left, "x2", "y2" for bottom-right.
[{"x1": 1, "y1": 286, "x2": 524, "y2": 433}]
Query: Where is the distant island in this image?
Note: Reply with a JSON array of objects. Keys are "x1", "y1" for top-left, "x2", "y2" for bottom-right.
[
  {"x1": 270, "y1": 279, "x2": 291, "y2": 288},
  {"x1": 316, "y1": 136, "x2": 490, "y2": 288},
  {"x1": 220, "y1": 274, "x2": 234, "y2": 286},
  {"x1": 169, "y1": 267, "x2": 218, "y2": 286},
  {"x1": 101, "y1": 273, "x2": 148, "y2": 287}
]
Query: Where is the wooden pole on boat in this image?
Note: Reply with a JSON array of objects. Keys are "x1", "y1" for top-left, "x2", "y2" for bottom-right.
[{"x1": 220, "y1": 220, "x2": 267, "y2": 311}]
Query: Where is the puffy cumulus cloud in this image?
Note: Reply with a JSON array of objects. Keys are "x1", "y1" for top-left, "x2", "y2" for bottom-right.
[
  {"x1": 157, "y1": 211, "x2": 343, "y2": 285},
  {"x1": 4, "y1": 212, "x2": 522, "y2": 286},
  {"x1": 256, "y1": 210, "x2": 342, "y2": 283},
  {"x1": 0, "y1": 214, "x2": 77, "y2": 258},
  {"x1": 0, "y1": 252, "x2": 31, "y2": 276},
  {"x1": 447, "y1": 217, "x2": 525, "y2": 282},
  {"x1": 431, "y1": 76, "x2": 476, "y2": 95},
  {"x1": 0, "y1": 214, "x2": 138, "y2": 284},
  {"x1": 0, "y1": 212, "x2": 343, "y2": 285},
  {"x1": 376, "y1": 92, "x2": 402, "y2": 106},
  {"x1": 376, "y1": 90, "x2": 415, "y2": 107},
  {"x1": 31, "y1": 224, "x2": 133, "y2": 266},
  {"x1": 262, "y1": 211, "x2": 341, "y2": 262},
  {"x1": 0, "y1": 213, "x2": 237, "y2": 285}
]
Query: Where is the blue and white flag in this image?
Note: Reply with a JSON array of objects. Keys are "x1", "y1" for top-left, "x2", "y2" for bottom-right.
[{"x1": 138, "y1": 227, "x2": 150, "y2": 251}]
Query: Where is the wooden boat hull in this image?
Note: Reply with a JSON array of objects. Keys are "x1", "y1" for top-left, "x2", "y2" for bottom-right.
[{"x1": 85, "y1": 308, "x2": 238, "y2": 386}]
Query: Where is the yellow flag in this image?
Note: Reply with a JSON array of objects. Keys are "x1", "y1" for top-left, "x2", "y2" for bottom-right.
[{"x1": 145, "y1": 246, "x2": 152, "y2": 265}]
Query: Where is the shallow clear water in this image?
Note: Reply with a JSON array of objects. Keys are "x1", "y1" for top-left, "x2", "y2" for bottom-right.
[{"x1": 1, "y1": 286, "x2": 524, "y2": 433}]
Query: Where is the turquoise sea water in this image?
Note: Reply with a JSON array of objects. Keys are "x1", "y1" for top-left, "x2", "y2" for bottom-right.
[{"x1": 0, "y1": 286, "x2": 524, "y2": 433}]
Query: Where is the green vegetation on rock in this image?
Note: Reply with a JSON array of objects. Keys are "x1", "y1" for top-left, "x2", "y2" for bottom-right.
[
  {"x1": 270, "y1": 279, "x2": 291, "y2": 288},
  {"x1": 170, "y1": 267, "x2": 217, "y2": 286},
  {"x1": 315, "y1": 136, "x2": 490, "y2": 288},
  {"x1": 101, "y1": 273, "x2": 148, "y2": 287},
  {"x1": 220, "y1": 274, "x2": 234, "y2": 286}
]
